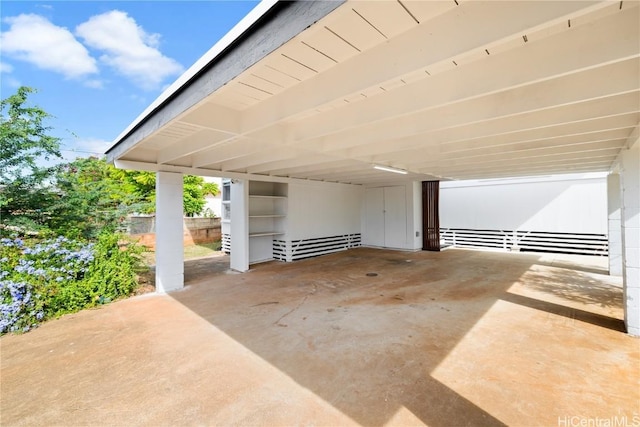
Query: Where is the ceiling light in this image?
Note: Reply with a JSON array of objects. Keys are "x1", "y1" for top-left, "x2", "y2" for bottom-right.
[{"x1": 373, "y1": 165, "x2": 408, "y2": 175}]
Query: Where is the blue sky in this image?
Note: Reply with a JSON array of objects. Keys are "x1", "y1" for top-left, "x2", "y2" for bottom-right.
[{"x1": 1, "y1": 1, "x2": 259, "y2": 161}]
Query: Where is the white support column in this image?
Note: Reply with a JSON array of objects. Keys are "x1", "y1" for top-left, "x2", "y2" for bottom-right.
[
  {"x1": 607, "y1": 173, "x2": 623, "y2": 276},
  {"x1": 230, "y1": 179, "x2": 249, "y2": 272},
  {"x1": 620, "y1": 137, "x2": 640, "y2": 336},
  {"x1": 155, "y1": 172, "x2": 184, "y2": 293}
]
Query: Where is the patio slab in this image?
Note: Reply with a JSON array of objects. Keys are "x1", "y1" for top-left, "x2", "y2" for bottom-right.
[{"x1": 1, "y1": 248, "x2": 638, "y2": 426}]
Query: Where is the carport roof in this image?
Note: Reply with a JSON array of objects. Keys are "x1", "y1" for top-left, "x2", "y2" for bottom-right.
[{"x1": 106, "y1": 0, "x2": 640, "y2": 185}]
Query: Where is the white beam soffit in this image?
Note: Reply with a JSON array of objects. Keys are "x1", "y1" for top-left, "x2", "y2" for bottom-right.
[{"x1": 108, "y1": 0, "x2": 640, "y2": 185}]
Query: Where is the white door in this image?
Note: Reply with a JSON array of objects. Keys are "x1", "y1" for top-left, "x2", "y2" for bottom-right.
[
  {"x1": 363, "y1": 186, "x2": 407, "y2": 248},
  {"x1": 384, "y1": 186, "x2": 406, "y2": 248},
  {"x1": 364, "y1": 187, "x2": 385, "y2": 246}
]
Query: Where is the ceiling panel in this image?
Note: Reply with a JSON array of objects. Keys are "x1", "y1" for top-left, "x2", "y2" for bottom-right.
[{"x1": 123, "y1": 0, "x2": 639, "y2": 184}]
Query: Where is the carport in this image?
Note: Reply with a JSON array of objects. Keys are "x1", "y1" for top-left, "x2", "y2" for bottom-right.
[{"x1": 105, "y1": 0, "x2": 640, "y2": 335}]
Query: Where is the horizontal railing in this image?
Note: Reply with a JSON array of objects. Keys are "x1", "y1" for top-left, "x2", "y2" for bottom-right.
[{"x1": 440, "y1": 228, "x2": 608, "y2": 256}]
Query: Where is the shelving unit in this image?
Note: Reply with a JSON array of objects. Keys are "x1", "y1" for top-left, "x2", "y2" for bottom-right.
[
  {"x1": 248, "y1": 182, "x2": 287, "y2": 264},
  {"x1": 221, "y1": 179, "x2": 231, "y2": 254}
]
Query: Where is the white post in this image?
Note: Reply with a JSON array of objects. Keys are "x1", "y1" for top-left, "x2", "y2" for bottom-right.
[
  {"x1": 155, "y1": 172, "x2": 184, "y2": 293},
  {"x1": 620, "y1": 137, "x2": 640, "y2": 336},
  {"x1": 607, "y1": 173, "x2": 623, "y2": 276},
  {"x1": 230, "y1": 179, "x2": 249, "y2": 272}
]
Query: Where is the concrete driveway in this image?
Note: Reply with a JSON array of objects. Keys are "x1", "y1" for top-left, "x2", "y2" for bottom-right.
[{"x1": 1, "y1": 248, "x2": 638, "y2": 426}]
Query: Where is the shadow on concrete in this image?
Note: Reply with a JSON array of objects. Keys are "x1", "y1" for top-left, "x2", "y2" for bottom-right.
[
  {"x1": 501, "y1": 292, "x2": 625, "y2": 332},
  {"x1": 169, "y1": 248, "x2": 624, "y2": 426}
]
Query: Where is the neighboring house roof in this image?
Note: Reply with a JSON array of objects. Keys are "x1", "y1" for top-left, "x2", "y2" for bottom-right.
[{"x1": 107, "y1": 0, "x2": 640, "y2": 185}]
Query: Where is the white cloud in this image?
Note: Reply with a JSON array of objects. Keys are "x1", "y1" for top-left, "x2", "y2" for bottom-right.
[
  {"x1": 0, "y1": 14, "x2": 98, "y2": 79},
  {"x1": 78, "y1": 137, "x2": 113, "y2": 155},
  {"x1": 0, "y1": 61, "x2": 14, "y2": 73},
  {"x1": 76, "y1": 10, "x2": 184, "y2": 90},
  {"x1": 61, "y1": 137, "x2": 113, "y2": 161},
  {"x1": 84, "y1": 79, "x2": 104, "y2": 89}
]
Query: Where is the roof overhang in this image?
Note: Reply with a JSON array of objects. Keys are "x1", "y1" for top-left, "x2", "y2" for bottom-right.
[{"x1": 106, "y1": 0, "x2": 640, "y2": 185}]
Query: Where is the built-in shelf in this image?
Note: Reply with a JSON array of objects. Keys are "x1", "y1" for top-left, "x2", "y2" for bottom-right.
[{"x1": 246, "y1": 181, "x2": 288, "y2": 266}]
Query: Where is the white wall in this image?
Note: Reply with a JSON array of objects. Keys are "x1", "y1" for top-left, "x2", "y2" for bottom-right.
[
  {"x1": 287, "y1": 181, "x2": 363, "y2": 240},
  {"x1": 440, "y1": 175, "x2": 607, "y2": 234},
  {"x1": 203, "y1": 177, "x2": 223, "y2": 218}
]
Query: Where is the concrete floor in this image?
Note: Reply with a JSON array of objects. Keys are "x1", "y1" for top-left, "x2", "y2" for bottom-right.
[{"x1": 1, "y1": 248, "x2": 638, "y2": 426}]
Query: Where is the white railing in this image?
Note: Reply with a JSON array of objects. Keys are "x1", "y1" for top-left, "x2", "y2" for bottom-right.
[{"x1": 440, "y1": 228, "x2": 608, "y2": 256}]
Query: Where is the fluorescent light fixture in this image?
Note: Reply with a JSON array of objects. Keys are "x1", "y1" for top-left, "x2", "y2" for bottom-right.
[{"x1": 374, "y1": 165, "x2": 408, "y2": 175}]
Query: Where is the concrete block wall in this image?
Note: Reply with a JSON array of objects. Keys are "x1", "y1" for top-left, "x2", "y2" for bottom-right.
[
  {"x1": 620, "y1": 136, "x2": 640, "y2": 336},
  {"x1": 129, "y1": 217, "x2": 221, "y2": 250}
]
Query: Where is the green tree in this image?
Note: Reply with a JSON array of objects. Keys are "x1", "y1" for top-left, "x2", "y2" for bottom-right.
[
  {"x1": 48, "y1": 157, "x2": 137, "y2": 239},
  {"x1": 106, "y1": 167, "x2": 219, "y2": 216},
  {"x1": 183, "y1": 175, "x2": 219, "y2": 217},
  {"x1": 108, "y1": 168, "x2": 156, "y2": 213},
  {"x1": 48, "y1": 157, "x2": 220, "y2": 238},
  {"x1": 1, "y1": 86, "x2": 219, "y2": 235},
  {"x1": 0, "y1": 87, "x2": 61, "y2": 180},
  {"x1": 0, "y1": 87, "x2": 61, "y2": 232}
]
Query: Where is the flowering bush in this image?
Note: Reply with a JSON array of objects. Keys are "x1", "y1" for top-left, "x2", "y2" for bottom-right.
[{"x1": 1, "y1": 232, "x2": 143, "y2": 334}]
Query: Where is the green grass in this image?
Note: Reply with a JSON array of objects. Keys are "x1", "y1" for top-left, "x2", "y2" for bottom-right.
[
  {"x1": 184, "y1": 241, "x2": 222, "y2": 259},
  {"x1": 142, "y1": 241, "x2": 223, "y2": 265}
]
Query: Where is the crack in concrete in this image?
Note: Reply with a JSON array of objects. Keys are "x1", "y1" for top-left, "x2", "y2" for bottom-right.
[{"x1": 274, "y1": 284, "x2": 317, "y2": 327}]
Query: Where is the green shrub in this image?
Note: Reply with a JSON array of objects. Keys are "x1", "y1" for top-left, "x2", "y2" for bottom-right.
[
  {"x1": 83, "y1": 232, "x2": 144, "y2": 305},
  {"x1": 1, "y1": 232, "x2": 146, "y2": 334}
]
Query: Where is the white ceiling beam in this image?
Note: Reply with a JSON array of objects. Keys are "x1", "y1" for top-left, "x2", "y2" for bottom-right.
[
  {"x1": 177, "y1": 101, "x2": 242, "y2": 133},
  {"x1": 240, "y1": 1, "x2": 607, "y2": 134},
  {"x1": 157, "y1": 129, "x2": 236, "y2": 164},
  {"x1": 217, "y1": 147, "x2": 301, "y2": 172},
  {"x1": 246, "y1": 153, "x2": 341, "y2": 174},
  {"x1": 290, "y1": 163, "x2": 375, "y2": 179},
  {"x1": 287, "y1": 7, "x2": 639, "y2": 143},
  {"x1": 429, "y1": 160, "x2": 617, "y2": 180},
  {"x1": 311, "y1": 60, "x2": 639, "y2": 158},
  {"x1": 380, "y1": 128, "x2": 634, "y2": 165},
  {"x1": 624, "y1": 124, "x2": 640, "y2": 149},
  {"x1": 417, "y1": 141, "x2": 626, "y2": 170},
  {"x1": 191, "y1": 124, "x2": 288, "y2": 168},
  {"x1": 114, "y1": 160, "x2": 364, "y2": 185},
  {"x1": 193, "y1": 138, "x2": 277, "y2": 168},
  {"x1": 266, "y1": 159, "x2": 357, "y2": 177},
  {"x1": 439, "y1": 113, "x2": 640, "y2": 155},
  {"x1": 421, "y1": 145, "x2": 623, "y2": 171},
  {"x1": 367, "y1": 117, "x2": 637, "y2": 165},
  {"x1": 446, "y1": 156, "x2": 616, "y2": 174},
  {"x1": 319, "y1": 92, "x2": 640, "y2": 158},
  {"x1": 120, "y1": 147, "x2": 158, "y2": 163},
  {"x1": 435, "y1": 129, "x2": 634, "y2": 161},
  {"x1": 448, "y1": 163, "x2": 614, "y2": 180}
]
